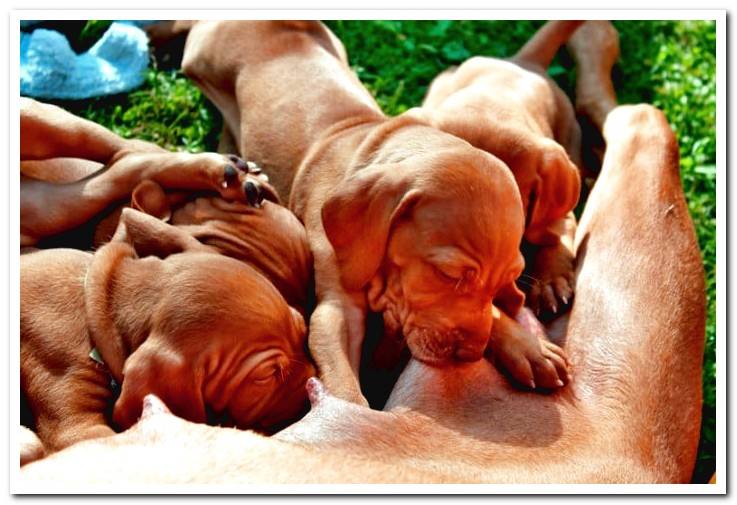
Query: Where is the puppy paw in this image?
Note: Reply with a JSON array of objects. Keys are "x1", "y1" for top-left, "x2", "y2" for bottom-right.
[
  {"x1": 225, "y1": 154, "x2": 270, "y2": 183},
  {"x1": 490, "y1": 308, "x2": 571, "y2": 390},
  {"x1": 499, "y1": 336, "x2": 571, "y2": 390},
  {"x1": 214, "y1": 155, "x2": 279, "y2": 206},
  {"x1": 525, "y1": 242, "x2": 576, "y2": 320}
]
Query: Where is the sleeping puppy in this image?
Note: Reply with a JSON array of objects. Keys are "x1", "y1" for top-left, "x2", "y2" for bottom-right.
[
  {"x1": 21, "y1": 209, "x2": 315, "y2": 459},
  {"x1": 20, "y1": 98, "x2": 312, "y2": 314},
  {"x1": 93, "y1": 188, "x2": 313, "y2": 315},
  {"x1": 422, "y1": 20, "x2": 584, "y2": 318},
  {"x1": 182, "y1": 20, "x2": 570, "y2": 404},
  {"x1": 167, "y1": 197, "x2": 313, "y2": 315}
]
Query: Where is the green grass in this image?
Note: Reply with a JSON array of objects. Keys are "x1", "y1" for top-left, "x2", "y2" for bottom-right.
[{"x1": 51, "y1": 19, "x2": 716, "y2": 482}]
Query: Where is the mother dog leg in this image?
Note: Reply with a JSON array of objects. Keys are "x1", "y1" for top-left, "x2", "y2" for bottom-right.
[{"x1": 564, "y1": 21, "x2": 706, "y2": 482}]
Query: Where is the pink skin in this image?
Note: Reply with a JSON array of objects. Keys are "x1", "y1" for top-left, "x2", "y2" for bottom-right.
[{"x1": 516, "y1": 307, "x2": 548, "y2": 340}]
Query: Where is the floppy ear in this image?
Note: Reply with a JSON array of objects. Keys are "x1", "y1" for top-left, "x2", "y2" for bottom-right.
[
  {"x1": 322, "y1": 164, "x2": 420, "y2": 291},
  {"x1": 112, "y1": 339, "x2": 206, "y2": 430},
  {"x1": 495, "y1": 281, "x2": 526, "y2": 317},
  {"x1": 130, "y1": 180, "x2": 172, "y2": 221},
  {"x1": 112, "y1": 207, "x2": 212, "y2": 259},
  {"x1": 524, "y1": 141, "x2": 581, "y2": 245}
]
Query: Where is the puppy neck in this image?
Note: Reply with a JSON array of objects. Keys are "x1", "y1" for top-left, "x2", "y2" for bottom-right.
[
  {"x1": 85, "y1": 242, "x2": 165, "y2": 382},
  {"x1": 352, "y1": 111, "x2": 462, "y2": 170}
]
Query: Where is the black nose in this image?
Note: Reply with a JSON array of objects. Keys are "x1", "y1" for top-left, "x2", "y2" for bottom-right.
[{"x1": 244, "y1": 181, "x2": 263, "y2": 207}]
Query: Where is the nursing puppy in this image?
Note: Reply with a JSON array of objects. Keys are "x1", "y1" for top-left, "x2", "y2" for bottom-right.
[
  {"x1": 422, "y1": 20, "x2": 584, "y2": 317},
  {"x1": 21, "y1": 209, "x2": 315, "y2": 459},
  {"x1": 183, "y1": 20, "x2": 571, "y2": 405},
  {"x1": 19, "y1": 21, "x2": 706, "y2": 485}
]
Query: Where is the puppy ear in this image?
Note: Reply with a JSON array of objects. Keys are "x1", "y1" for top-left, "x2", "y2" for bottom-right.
[
  {"x1": 112, "y1": 340, "x2": 206, "y2": 430},
  {"x1": 289, "y1": 306, "x2": 307, "y2": 337},
  {"x1": 322, "y1": 164, "x2": 420, "y2": 291},
  {"x1": 130, "y1": 180, "x2": 172, "y2": 221},
  {"x1": 495, "y1": 280, "x2": 526, "y2": 317},
  {"x1": 112, "y1": 207, "x2": 211, "y2": 259},
  {"x1": 524, "y1": 141, "x2": 581, "y2": 245}
]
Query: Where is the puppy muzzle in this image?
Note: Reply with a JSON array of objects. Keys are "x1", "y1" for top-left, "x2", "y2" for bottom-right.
[{"x1": 405, "y1": 326, "x2": 487, "y2": 366}]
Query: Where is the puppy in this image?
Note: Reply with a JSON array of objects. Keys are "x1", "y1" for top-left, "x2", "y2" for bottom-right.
[
  {"x1": 422, "y1": 20, "x2": 584, "y2": 317},
  {"x1": 21, "y1": 209, "x2": 315, "y2": 460},
  {"x1": 20, "y1": 98, "x2": 275, "y2": 248},
  {"x1": 168, "y1": 196, "x2": 313, "y2": 314},
  {"x1": 21, "y1": 98, "x2": 312, "y2": 315},
  {"x1": 92, "y1": 187, "x2": 313, "y2": 315},
  {"x1": 182, "y1": 20, "x2": 570, "y2": 404}
]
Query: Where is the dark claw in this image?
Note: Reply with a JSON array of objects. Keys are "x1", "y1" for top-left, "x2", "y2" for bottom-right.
[
  {"x1": 224, "y1": 164, "x2": 238, "y2": 184},
  {"x1": 244, "y1": 181, "x2": 263, "y2": 207},
  {"x1": 227, "y1": 154, "x2": 248, "y2": 171}
]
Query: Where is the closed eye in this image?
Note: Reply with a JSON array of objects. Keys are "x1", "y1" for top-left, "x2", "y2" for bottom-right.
[
  {"x1": 251, "y1": 365, "x2": 278, "y2": 384},
  {"x1": 252, "y1": 375, "x2": 275, "y2": 385},
  {"x1": 432, "y1": 264, "x2": 461, "y2": 284}
]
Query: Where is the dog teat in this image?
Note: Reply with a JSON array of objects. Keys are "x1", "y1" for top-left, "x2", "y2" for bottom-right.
[
  {"x1": 140, "y1": 394, "x2": 172, "y2": 420},
  {"x1": 305, "y1": 377, "x2": 327, "y2": 406}
]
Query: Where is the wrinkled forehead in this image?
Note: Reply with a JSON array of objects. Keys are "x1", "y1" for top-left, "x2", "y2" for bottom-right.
[
  {"x1": 171, "y1": 198, "x2": 312, "y2": 303},
  {"x1": 409, "y1": 188, "x2": 525, "y2": 256},
  {"x1": 171, "y1": 197, "x2": 307, "y2": 244},
  {"x1": 161, "y1": 255, "x2": 298, "y2": 332}
]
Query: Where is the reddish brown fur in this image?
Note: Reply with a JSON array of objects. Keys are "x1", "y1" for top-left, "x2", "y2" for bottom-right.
[
  {"x1": 21, "y1": 209, "x2": 315, "y2": 462},
  {"x1": 183, "y1": 20, "x2": 570, "y2": 404},
  {"x1": 19, "y1": 100, "x2": 316, "y2": 465},
  {"x1": 422, "y1": 20, "x2": 585, "y2": 317},
  {"x1": 20, "y1": 98, "x2": 276, "y2": 248},
  {"x1": 21, "y1": 22, "x2": 704, "y2": 485}
]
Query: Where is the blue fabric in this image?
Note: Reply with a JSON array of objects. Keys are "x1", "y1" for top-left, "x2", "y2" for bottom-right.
[{"x1": 20, "y1": 22, "x2": 150, "y2": 100}]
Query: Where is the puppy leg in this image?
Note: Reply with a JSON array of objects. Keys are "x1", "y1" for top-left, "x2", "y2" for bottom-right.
[
  {"x1": 21, "y1": 150, "x2": 270, "y2": 245},
  {"x1": 519, "y1": 136, "x2": 581, "y2": 318},
  {"x1": 308, "y1": 244, "x2": 370, "y2": 406},
  {"x1": 488, "y1": 306, "x2": 570, "y2": 390},
  {"x1": 20, "y1": 98, "x2": 162, "y2": 162},
  {"x1": 309, "y1": 295, "x2": 369, "y2": 406},
  {"x1": 27, "y1": 369, "x2": 116, "y2": 454},
  {"x1": 524, "y1": 212, "x2": 577, "y2": 318}
]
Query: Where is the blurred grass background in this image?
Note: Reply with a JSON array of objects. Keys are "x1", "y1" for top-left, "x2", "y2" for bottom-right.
[{"x1": 27, "y1": 19, "x2": 716, "y2": 483}]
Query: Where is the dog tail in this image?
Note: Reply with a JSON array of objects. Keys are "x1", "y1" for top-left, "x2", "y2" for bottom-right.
[{"x1": 513, "y1": 20, "x2": 585, "y2": 70}]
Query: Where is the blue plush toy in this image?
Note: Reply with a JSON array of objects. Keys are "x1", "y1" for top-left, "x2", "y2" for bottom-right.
[{"x1": 20, "y1": 21, "x2": 150, "y2": 100}]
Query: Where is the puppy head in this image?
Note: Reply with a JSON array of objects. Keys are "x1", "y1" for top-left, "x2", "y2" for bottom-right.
[
  {"x1": 323, "y1": 147, "x2": 526, "y2": 365},
  {"x1": 110, "y1": 248, "x2": 314, "y2": 433},
  {"x1": 170, "y1": 198, "x2": 313, "y2": 313}
]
